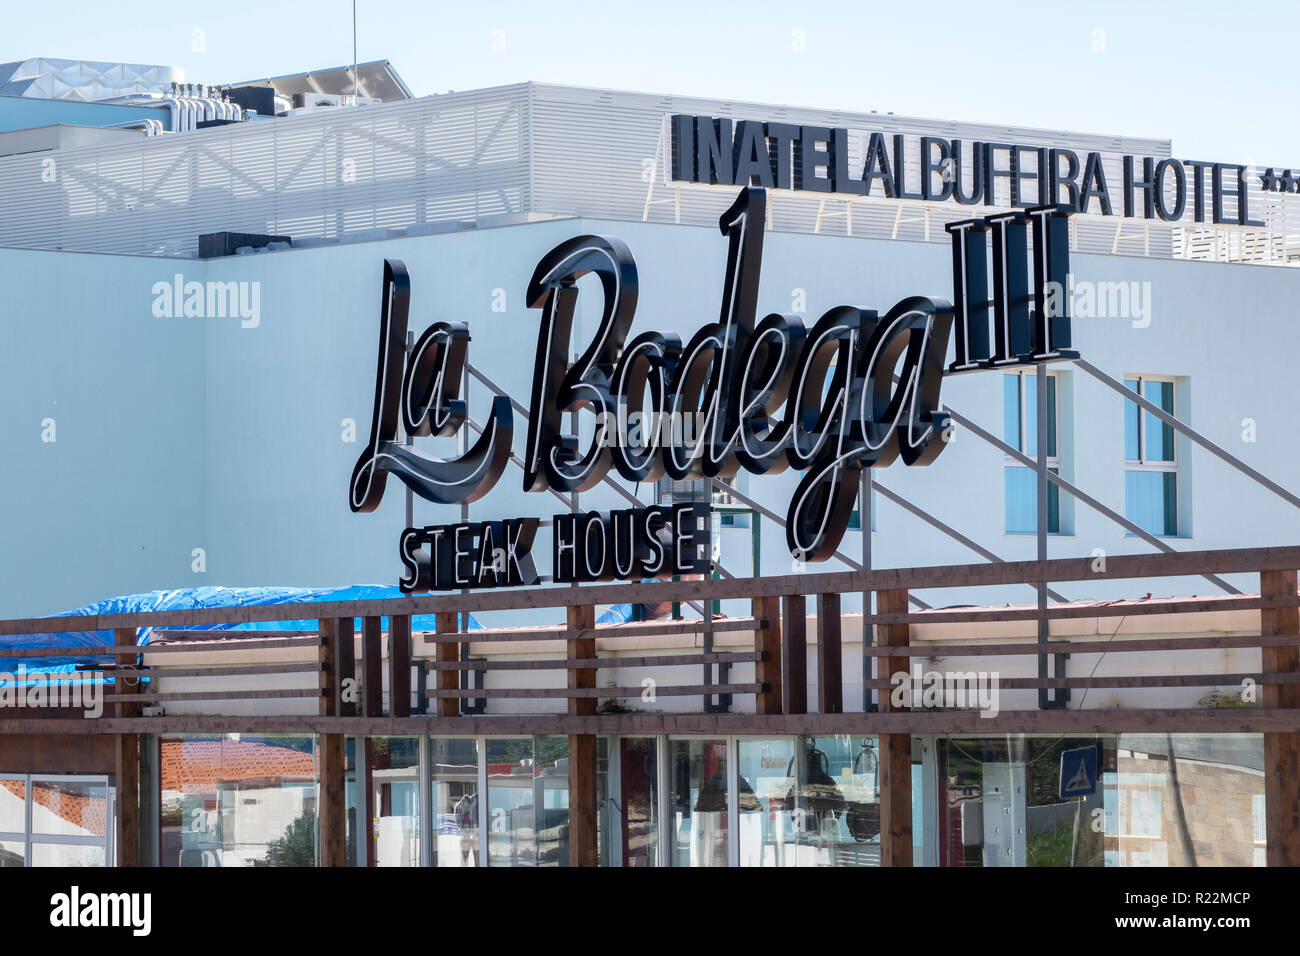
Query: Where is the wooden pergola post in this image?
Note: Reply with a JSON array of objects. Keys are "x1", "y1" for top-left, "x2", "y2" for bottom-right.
[
  {"x1": 434, "y1": 611, "x2": 461, "y2": 718},
  {"x1": 816, "y1": 592, "x2": 843, "y2": 714},
  {"x1": 782, "y1": 594, "x2": 808, "y2": 715},
  {"x1": 361, "y1": 615, "x2": 383, "y2": 718},
  {"x1": 317, "y1": 618, "x2": 347, "y2": 867},
  {"x1": 388, "y1": 614, "x2": 411, "y2": 718},
  {"x1": 753, "y1": 595, "x2": 783, "y2": 714},
  {"x1": 1261, "y1": 569, "x2": 1300, "y2": 866},
  {"x1": 567, "y1": 604, "x2": 598, "y2": 867},
  {"x1": 114, "y1": 626, "x2": 140, "y2": 867},
  {"x1": 332, "y1": 616, "x2": 356, "y2": 717},
  {"x1": 875, "y1": 588, "x2": 912, "y2": 867}
]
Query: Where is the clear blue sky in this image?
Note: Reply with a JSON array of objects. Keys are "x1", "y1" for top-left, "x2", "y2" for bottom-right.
[{"x1": 2, "y1": 0, "x2": 1292, "y2": 163}]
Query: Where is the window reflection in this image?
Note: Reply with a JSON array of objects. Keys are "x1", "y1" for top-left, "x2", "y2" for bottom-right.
[
  {"x1": 936, "y1": 734, "x2": 1265, "y2": 867},
  {"x1": 30, "y1": 780, "x2": 108, "y2": 839},
  {"x1": 485, "y1": 736, "x2": 569, "y2": 867},
  {"x1": 597, "y1": 736, "x2": 659, "y2": 866},
  {"x1": 431, "y1": 737, "x2": 480, "y2": 867},
  {"x1": 0, "y1": 776, "x2": 110, "y2": 868},
  {"x1": 159, "y1": 735, "x2": 318, "y2": 867},
  {"x1": 30, "y1": 843, "x2": 106, "y2": 867},
  {"x1": 0, "y1": 839, "x2": 22, "y2": 867},
  {"x1": 737, "y1": 736, "x2": 881, "y2": 867},
  {"x1": 367, "y1": 737, "x2": 419, "y2": 867},
  {"x1": 669, "y1": 738, "x2": 728, "y2": 866},
  {"x1": 0, "y1": 777, "x2": 25, "y2": 834}
]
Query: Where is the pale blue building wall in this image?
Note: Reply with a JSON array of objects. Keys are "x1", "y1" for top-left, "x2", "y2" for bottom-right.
[{"x1": 1, "y1": 220, "x2": 1298, "y2": 619}]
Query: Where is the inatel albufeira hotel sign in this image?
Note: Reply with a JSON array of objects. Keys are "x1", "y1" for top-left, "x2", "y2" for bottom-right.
[
  {"x1": 670, "y1": 116, "x2": 1279, "y2": 225},
  {"x1": 349, "y1": 186, "x2": 1077, "y2": 592}
]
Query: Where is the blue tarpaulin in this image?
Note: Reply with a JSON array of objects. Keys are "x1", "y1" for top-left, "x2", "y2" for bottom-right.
[
  {"x1": 596, "y1": 604, "x2": 635, "y2": 624},
  {"x1": 0, "y1": 585, "x2": 481, "y2": 677}
]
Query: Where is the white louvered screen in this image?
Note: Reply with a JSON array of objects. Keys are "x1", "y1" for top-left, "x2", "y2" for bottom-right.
[
  {"x1": 0, "y1": 80, "x2": 1291, "y2": 265},
  {"x1": 0, "y1": 85, "x2": 531, "y2": 257}
]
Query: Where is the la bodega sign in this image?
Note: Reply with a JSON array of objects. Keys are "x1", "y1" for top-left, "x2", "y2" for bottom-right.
[{"x1": 349, "y1": 186, "x2": 1077, "y2": 592}]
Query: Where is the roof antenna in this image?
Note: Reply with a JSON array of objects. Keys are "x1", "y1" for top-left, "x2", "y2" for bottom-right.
[{"x1": 351, "y1": 0, "x2": 358, "y2": 104}]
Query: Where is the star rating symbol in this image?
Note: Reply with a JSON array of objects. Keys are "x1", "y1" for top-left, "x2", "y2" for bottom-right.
[{"x1": 1260, "y1": 168, "x2": 1300, "y2": 193}]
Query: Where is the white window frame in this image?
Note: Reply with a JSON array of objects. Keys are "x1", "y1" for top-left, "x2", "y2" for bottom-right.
[
  {"x1": 1003, "y1": 368, "x2": 1061, "y2": 469},
  {"x1": 1003, "y1": 369, "x2": 1061, "y2": 534},
  {"x1": 0, "y1": 773, "x2": 114, "y2": 867},
  {"x1": 1123, "y1": 374, "x2": 1179, "y2": 537},
  {"x1": 1124, "y1": 374, "x2": 1178, "y2": 474}
]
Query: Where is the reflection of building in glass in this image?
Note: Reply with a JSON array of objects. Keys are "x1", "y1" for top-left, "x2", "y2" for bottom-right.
[{"x1": 159, "y1": 736, "x2": 317, "y2": 868}]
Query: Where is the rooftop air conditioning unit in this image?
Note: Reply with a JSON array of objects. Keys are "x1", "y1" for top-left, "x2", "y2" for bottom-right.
[{"x1": 291, "y1": 91, "x2": 379, "y2": 109}]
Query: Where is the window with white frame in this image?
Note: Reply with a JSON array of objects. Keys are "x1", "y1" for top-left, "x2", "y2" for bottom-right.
[
  {"x1": 1124, "y1": 376, "x2": 1178, "y2": 536},
  {"x1": 0, "y1": 774, "x2": 114, "y2": 867},
  {"x1": 1002, "y1": 370, "x2": 1060, "y2": 534}
]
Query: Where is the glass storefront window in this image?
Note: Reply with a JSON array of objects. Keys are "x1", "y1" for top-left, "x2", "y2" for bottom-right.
[
  {"x1": 485, "y1": 736, "x2": 569, "y2": 867},
  {"x1": 936, "y1": 734, "x2": 1265, "y2": 867},
  {"x1": 344, "y1": 738, "x2": 359, "y2": 867},
  {"x1": 1107, "y1": 734, "x2": 1264, "y2": 867},
  {"x1": 366, "y1": 737, "x2": 420, "y2": 867},
  {"x1": 431, "y1": 737, "x2": 480, "y2": 867},
  {"x1": 0, "y1": 777, "x2": 25, "y2": 834},
  {"x1": 30, "y1": 779, "x2": 109, "y2": 839},
  {"x1": 159, "y1": 734, "x2": 318, "y2": 867},
  {"x1": 0, "y1": 839, "x2": 22, "y2": 867},
  {"x1": 0, "y1": 775, "x2": 111, "y2": 868},
  {"x1": 30, "y1": 843, "x2": 106, "y2": 867},
  {"x1": 597, "y1": 736, "x2": 660, "y2": 867},
  {"x1": 669, "y1": 738, "x2": 728, "y2": 866},
  {"x1": 737, "y1": 736, "x2": 881, "y2": 867}
]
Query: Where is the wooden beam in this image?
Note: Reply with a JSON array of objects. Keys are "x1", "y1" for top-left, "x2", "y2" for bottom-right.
[
  {"x1": 754, "y1": 596, "x2": 782, "y2": 715},
  {"x1": 782, "y1": 594, "x2": 807, "y2": 715},
  {"x1": 114, "y1": 627, "x2": 141, "y2": 718},
  {"x1": 362, "y1": 616, "x2": 383, "y2": 718},
  {"x1": 136, "y1": 662, "x2": 325, "y2": 679},
  {"x1": 435, "y1": 611, "x2": 460, "y2": 718},
  {"x1": 817, "y1": 593, "x2": 842, "y2": 714},
  {"x1": 9, "y1": 708, "x2": 1300, "y2": 736},
  {"x1": 865, "y1": 673, "x2": 1300, "y2": 690},
  {"x1": 427, "y1": 651, "x2": 762, "y2": 671},
  {"x1": 876, "y1": 588, "x2": 911, "y2": 867},
  {"x1": 869, "y1": 593, "x2": 1300, "y2": 626},
  {"x1": 5, "y1": 545, "x2": 1300, "y2": 634},
  {"x1": 567, "y1": 605, "x2": 598, "y2": 866},
  {"x1": 420, "y1": 617, "x2": 762, "y2": 644},
  {"x1": 427, "y1": 683, "x2": 761, "y2": 699},
  {"x1": 389, "y1": 615, "x2": 411, "y2": 718},
  {"x1": 114, "y1": 732, "x2": 140, "y2": 867},
  {"x1": 318, "y1": 619, "x2": 336, "y2": 718},
  {"x1": 568, "y1": 733, "x2": 597, "y2": 866},
  {"x1": 879, "y1": 731, "x2": 912, "y2": 867},
  {"x1": 567, "y1": 605, "x2": 596, "y2": 717},
  {"x1": 103, "y1": 688, "x2": 323, "y2": 703},
  {"x1": 113, "y1": 626, "x2": 141, "y2": 866},
  {"x1": 318, "y1": 733, "x2": 347, "y2": 867},
  {"x1": 863, "y1": 632, "x2": 1300, "y2": 658},
  {"x1": 875, "y1": 589, "x2": 911, "y2": 713},
  {"x1": 1262, "y1": 569, "x2": 1300, "y2": 867},
  {"x1": 334, "y1": 617, "x2": 356, "y2": 717}
]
